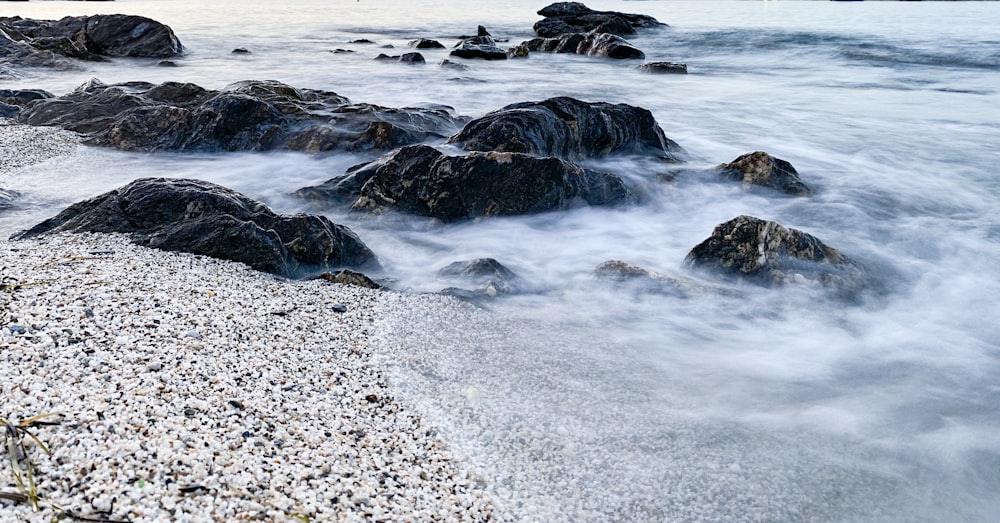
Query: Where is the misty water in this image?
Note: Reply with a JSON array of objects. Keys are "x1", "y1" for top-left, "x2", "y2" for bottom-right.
[{"x1": 3, "y1": 1, "x2": 1000, "y2": 520}]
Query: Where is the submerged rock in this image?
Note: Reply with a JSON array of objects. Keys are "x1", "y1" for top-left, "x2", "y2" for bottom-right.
[
  {"x1": 375, "y1": 52, "x2": 426, "y2": 64},
  {"x1": 520, "y1": 32, "x2": 644, "y2": 59},
  {"x1": 533, "y1": 2, "x2": 666, "y2": 38},
  {"x1": 0, "y1": 15, "x2": 182, "y2": 62},
  {"x1": 447, "y1": 96, "x2": 685, "y2": 162},
  {"x1": 593, "y1": 260, "x2": 733, "y2": 298},
  {"x1": 296, "y1": 144, "x2": 636, "y2": 221},
  {"x1": 17, "y1": 78, "x2": 468, "y2": 153},
  {"x1": 715, "y1": 151, "x2": 812, "y2": 196},
  {"x1": 15, "y1": 178, "x2": 378, "y2": 278},
  {"x1": 640, "y1": 61, "x2": 688, "y2": 74},
  {"x1": 450, "y1": 35, "x2": 508, "y2": 60},
  {"x1": 438, "y1": 258, "x2": 521, "y2": 297},
  {"x1": 684, "y1": 215, "x2": 870, "y2": 294}
]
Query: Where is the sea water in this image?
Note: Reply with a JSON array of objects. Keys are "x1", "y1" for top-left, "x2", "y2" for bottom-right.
[{"x1": 2, "y1": 1, "x2": 999, "y2": 521}]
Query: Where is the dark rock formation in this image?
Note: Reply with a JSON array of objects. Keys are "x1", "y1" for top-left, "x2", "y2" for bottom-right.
[
  {"x1": 507, "y1": 44, "x2": 530, "y2": 58},
  {"x1": 533, "y1": 2, "x2": 665, "y2": 38},
  {"x1": 316, "y1": 269, "x2": 384, "y2": 290},
  {"x1": 685, "y1": 215, "x2": 869, "y2": 293},
  {"x1": 438, "y1": 258, "x2": 520, "y2": 297},
  {"x1": 17, "y1": 78, "x2": 468, "y2": 153},
  {"x1": 0, "y1": 15, "x2": 182, "y2": 62},
  {"x1": 231, "y1": 47, "x2": 251, "y2": 54},
  {"x1": 520, "y1": 32, "x2": 644, "y2": 59},
  {"x1": 450, "y1": 35, "x2": 507, "y2": 60},
  {"x1": 716, "y1": 151, "x2": 811, "y2": 196},
  {"x1": 375, "y1": 52, "x2": 425, "y2": 64},
  {"x1": 640, "y1": 61, "x2": 688, "y2": 74},
  {"x1": 1, "y1": 88, "x2": 53, "y2": 106},
  {"x1": 295, "y1": 144, "x2": 636, "y2": 221},
  {"x1": 1, "y1": 29, "x2": 81, "y2": 70},
  {"x1": 14, "y1": 178, "x2": 377, "y2": 278},
  {"x1": 409, "y1": 38, "x2": 444, "y2": 49},
  {"x1": 446, "y1": 96, "x2": 685, "y2": 162}
]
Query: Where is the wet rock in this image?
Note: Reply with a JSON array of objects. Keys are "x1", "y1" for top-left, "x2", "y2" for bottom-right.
[
  {"x1": 375, "y1": 52, "x2": 425, "y2": 64},
  {"x1": 684, "y1": 215, "x2": 870, "y2": 294},
  {"x1": 438, "y1": 58, "x2": 470, "y2": 70},
  {"x1": 640, "y1": 61, "x2": 688, "y2": 74},
  {"x1": 447, "y1": 96, "x2": 685, "y2": 162},
  {"x1": 0, "y1": 15, "x2": 183, "y2": 59},
  {"x1": 331, "y1": 48, "x2": 355, "y2": 54},
  {"x1": 0, "y1": 103, "x2": 17, "y2": 118},
  {"x1": 507, "y1": 44, "x2": 530, "y2": 58},
  {"x1": 157, "y1": 59, "x2": 178, "y2": 67},
  {"x1": 18, "y1": 78, "x2": 468, "y2": 153},
  {"x1": 0, "y1": 88, "x2": 54, "y2": 107},
  {"x1": 15, "y1": 178, "x2": 378, "y2": 279},
  {"x1": 438, "y1": 258, "x2": 520, "y2": 296},
  {"x1": 231, "y1": 47, "x2": 251, "y2": 54},
  {"x1": 450, "y1": 35, "x2": 507, "y2": 60},
  {"x1": 296, "y1": 144, "x2": 636, "y2": 221},
  {"x1": 534, "y1": 2, "x2": 666, "y2": 38},
  {"x1": 715, "y1": 151, "x2": 812, "y2": 196},
  {"x1": 349, "y1": 39, "x2": 376, "y2": 44},
  {"x1": 316, "y1": 269, "x2": 384, "y2": 290},
  {"x1": 1, "y1": 30, "x2": 81, "y2": 70},
  {"x1": 520, "y1": 32, "x2": 644, "y2": 59},
  {"x1": 409, "y1": 39, "x2": 445, "y2": 49}
]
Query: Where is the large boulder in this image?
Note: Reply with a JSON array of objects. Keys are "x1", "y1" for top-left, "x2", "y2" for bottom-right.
[
  {"x1": 520, "y1": 32, "x2": 644, "y2": 59},
  {"x1": 533, "y1": 2, "x2": 665, "y2": 38},
  {"x1": 684, "y1": 215, "x2": 870, "y2": 294},
  {"x1": 14, "y1": 178, "x2": 378, "y2": 278},
  {"x1": 295, "y1": 144, "x2": 636, "y2": 221},
  {"x1": 715, "y1": 151, "x2": 812, "y2": 196},
  {"x1": 0, "y1": 15, "x2": 182, "y2": 60},
  {"x1": 446, "y1": 96, "x2": 685, "y2": 162},
  {"x1": 17, "y1": 79, "x2": 468, "y2": 153},
  {"x1": 450, "y1": 35, "x2": 508, "y2": 60}
]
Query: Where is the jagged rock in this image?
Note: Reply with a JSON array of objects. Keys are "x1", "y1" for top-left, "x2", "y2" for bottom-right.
[
  {"x1": 520, "y1": 32, "x2": 644, "y2": 59},
  {"x1": 14, "y1": 178, "x2": 378, "y2": 278},
  {"x1": 0, "y1": 15, "x2": 182, "y2": 60},
  {"x1": 507, "y1": 44, "x2": 530, "y2": 58},
  {"x1": 1, "y1": 30, "x2": 81, "y2": 70},
  {"x1": 295, "y1": 144, "x2": 636, "y2": 221},
  {"x1": 446, "y1": 96, "x2": 685, "y2": 162},
  {"x1": 17, "y1": 78, "x2": 468, "y2": 153},
  {"x1": 0, "y1": 88, "x2": 55, "y2": 106},
  {"x1": 409, "y1": 38, "x2": 444, "y2": 49},
  {"x1": 437, "y1": 258, "x2": 521, "y2": 296},
  {"x1": 533, "y1": 2, "x2": 665, "y2": 38},
  {"x1": 684, "y1": 215, "x2": 870, "y2": 293},
  {"x1": 716, "y1": 151, "x2": 811, "y2": 196},
  {"x1": 640, "y1": 61, "x2": 687, "y2": 74},
  {"x1": 316, "y1": 269, "x2": 384, "y2": 290},
  {"x1": 450, "y1": 35, "x2": 507, "y2": 60}
]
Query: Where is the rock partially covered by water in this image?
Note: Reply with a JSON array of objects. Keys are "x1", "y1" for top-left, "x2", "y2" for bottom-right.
[
  {"x1": 374, "y1": 52, "x2": 426, "y2": 64},
  {"x1": 297, "y1": 144, "x2": 636, "y2": 221},
  {"x1": 450, "y1": 35, "x2": 508, "y2": 60},
  {"x1": 15, "y1": 178, "x2": 378, "y2": 278},
  {"x1": 438, "y1": 258, "x2": 521, "y2": 297},
  {"x1": 1, "y1": 29, "x2": 82, "y2": 70},
  {"x1": 520, "y1": 32, "x2": 644, "y2": 59},
  {"x1": 716, "y1": 151, "x2": 812, "y2": 196},
  {"x1": 685, "y1": 215, "x2": 869, "y2": 293},
  {"x1": 640, "y1": 61, "x2": 688, "y2": 74},
  {"x1": 409, "y1": 39, "x2": 445, "y2": 49},
  {"x1": 447, "y1": 96, "x2": 684, "y2": 162},
  {"x1": 18, "y1": 79, "x2": 467, "y2": 153},
  {"x1": 0, "y1": 15, "x2": 183, "y2": 60},
  {"x1": 533, "y1": 2, "x2": 666, "y2": 38}
]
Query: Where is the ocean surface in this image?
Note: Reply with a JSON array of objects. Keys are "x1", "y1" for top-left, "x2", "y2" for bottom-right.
[{"x1": 3, "y1": 1, "x2": 1000, "y2": 521}]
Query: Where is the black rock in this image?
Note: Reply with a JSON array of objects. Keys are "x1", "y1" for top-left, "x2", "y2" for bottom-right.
[
  {"x1": 684, "y1": 215, "x2": 870, "y2": 294},
  {"x1": 409, "y1": 38, "x2": 444, "y2": 49},
  {"x1": 296, "y1": 144, "x2": 636, "y2": 221},
  {"x1": 349, "y1": 39, "x2": 376, "y2": 44},
  {"x1": 715, "y1": 151, "x2": 811, "y2": 196},
  {"x1": 640, "y1": 61, "x2": 688, "y2": 74},
  {"x1": 231, "y1": 47, "x2": 251, "y2": 54},
  {"x1": 450, "y1": 35, "x2": 507, "y2": 60},
  {"x1": 533, "y1": 2, "x2": 665, "y2": 38},
  {"x1": 0, "y1": 15, "x2": 182, "y2": 60},
  {"x1": 520, "y1": 32, "x2": 644, "y2": 59},
  {"x1": 14, "y1": 178, "x2": 378, "y2": 279},
  {"x1": 446, "y1": 96, "x2": 685, "y2": 162},
  {"x1": 18, "y1": 78, "x2": 468, "y2": 154}
]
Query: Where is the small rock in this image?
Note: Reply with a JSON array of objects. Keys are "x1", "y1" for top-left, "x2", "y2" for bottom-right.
[
  {"x1": 183, "y1": 329, "x2": 201, "y2": 339},
  {"x1": 640, "y1": 61, "x2": 688, "y2": 74},
  {"x1": 157, "y1": 60, "x2": 179, "y2": 67},
  {"x1": 409, "y1": 39, "x2": 445, "y2": 49},
  {"x1": 9, "y1": 324, "x2": 26, "y2": 334},
  {"x1": 332, "y1": 304, "x2": 348, "y2": 313},
  {"x1": 231, "y1": 48, "x2": 252, "y2": 55},
  {"x1": 147, "y1": 361, "x2": 163, "y2": 372}
]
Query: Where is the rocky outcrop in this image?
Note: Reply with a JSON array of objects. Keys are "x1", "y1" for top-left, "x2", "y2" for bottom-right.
[
  {"x1": 1, "y1": 30, "x2": 82, "y2": 70},
  {"x1": 15, "y1": 178, "x2": 378, "y2": 279},
  {"x1": 409, "y1": 39, "x2": 444, "y2": 49},
  {"x1": 520, "y1": 32, "x2": 644, "y2": 59},
  {"x1": 446, "y1": 96, "x2": 685, "y2": 162},
  {"x1": 0, "y1": 15, "x2": 182, "y2": 63},
  {"x1": 450, "y1": 35, "x2": 508, "y2": 60},
  {"x1": 715, "y1": 151, "x2": 811, "y2": 196},
  {"x1": 640, "y1": 61, "x2": 688, "y2": 74},
  {"x1": 17, "y1": 79, "x2": 468, "y2": 153},
  {"x1": 684, "y1": 215, "x2": 870, "y2": 293},
  {"x1": 533, "y1": 2, "x2": 665, "y2": 38},
  {"x1": 295, "y1": 144, "x2": 636, "y2": 221}
]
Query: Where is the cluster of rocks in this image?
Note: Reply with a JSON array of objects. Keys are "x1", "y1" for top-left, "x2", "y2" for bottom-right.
[{"x1": 3, "y1": 3, "x2": 875, "y2": 300}]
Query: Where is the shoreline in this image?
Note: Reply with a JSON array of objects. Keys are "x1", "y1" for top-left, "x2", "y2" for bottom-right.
[{"x1": 1, "y1": 233, "x2": 499, "y2": 522}]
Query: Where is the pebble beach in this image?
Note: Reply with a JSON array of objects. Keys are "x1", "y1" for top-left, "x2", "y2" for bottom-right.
[{"x1": 1, "y1": 212, "x2": 498, "y2": 521}]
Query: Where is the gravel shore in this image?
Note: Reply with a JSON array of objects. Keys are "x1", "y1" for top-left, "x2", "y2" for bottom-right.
[{"x1": 0, "y1": 233, "x2": 498, "y2": 522}]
